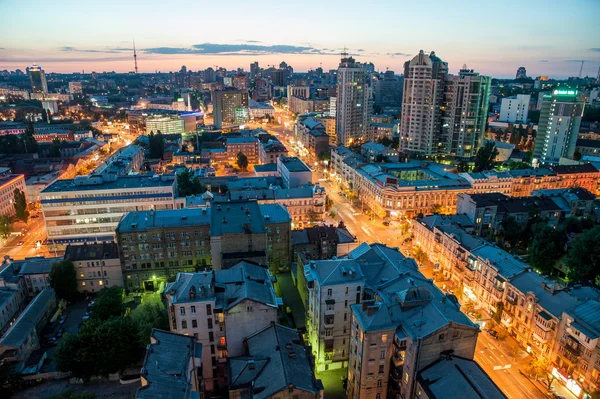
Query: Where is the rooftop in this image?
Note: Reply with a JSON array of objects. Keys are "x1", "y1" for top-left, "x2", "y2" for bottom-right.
[
  {"x1": 551, "y1": 163, "x2": 599, "y2": 175},
  {"x1": 254, "y1": 163, "x2": 278, "y2": 173},
  {"x1": 210, "y1": 201, "x2": 266, "y2": 236},
  {"x1": 567, "y1": 300, "x2": 600, "y2": 340},
  {"x1": 277, "y1": 156, "x2": 311, "y2": 173},
  {"x1": 576, "y1": 139, "x2": 600, "y2": 149},
  {"x1": 16, "y1": 257, "x2": 61, "y2": 276},
  {"x1": 137, "y1": 329, "x2": 200, "y2": 399},
  {"x1": 471, "y1": 244, "x2": 527, "y2": 279},
  {"x1": 417, "y1": 356, "x2": 507, "y2": 399},
  {"x1": 117, "y1": 208, "x2": 211, "y2": 233},
  {"x1": 41, "y1": 174, "x2": 175, "y2": 194},
  {"x1": 64, "y1": 242, "x2": 119, "y2": 261},
  {"x1": 0, "y1": 288, "x2": 56, "y2": 349},
  {"x1": 228, "y1": 324, "x2": 322, "y2": 399}
]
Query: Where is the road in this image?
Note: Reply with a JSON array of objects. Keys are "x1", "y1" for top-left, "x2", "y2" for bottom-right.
[{"x1": 1, "y1": 214, "x2": 51, "y2": 260}]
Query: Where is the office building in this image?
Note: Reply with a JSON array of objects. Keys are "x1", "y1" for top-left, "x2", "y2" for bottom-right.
[
  {"x1": 226, "y1": 137, "x2": 258, "y2": 165},
  {"x1": 228, "y1": 324, "x2": 323, "y2": 398},
  {"x1": 287, "y1": 86, "x2": 310, "y2": 106},
  {"x1": 165, "y1": 261, "x2": 278, "y2": 391},
  {"x1": 250, "y1": 62, "x2": 259, "y2": 77},
  {"x1": 0, "y1": 168, "x2": 26, "y2": 218},
  {"x1": 336, "y1": 53, "x2": 372, "y2": 146},
  {"x1": 41, "y1": 174, "x2": 176, "y2": 243},
  {"x1": 499, "y1": 94, "x2": 531, "y2": 123},
  {"x1": 516, "y1": 66, "x2": 527, "y2": 79},
  {"x1": 64, "y1": 242, "x2": 123, "y2": 292},
  {"x1": 27, "y1": 64, "x2": 48, "y2": 93},
  {"x1": 145, "y1": 115, "x2": 185, "y2": 135},
  {"x1": 212, "y1": 88, "x2": 249, "y2": 129},
  {"x1": 277, "y1": 156, "x2": 312, "y2": 188},
  {"x1": 258, "y1": 138, "x2": 288, "y2": 165},
  {"x1": 533, "y1": 89, "x2": 585, "y2": 165},
  {"x1": 270, "y1": 68, "x2": 286, "y2": 87},
  {"x1": 442, "y1": 68, "x2": 491, "y2": 157},
  {"x1": 400, "y1": 50, "x2": 448, "y2": 156},
  {"x1": 137, "y1": 329, "x2": 203, "y2": 399}
]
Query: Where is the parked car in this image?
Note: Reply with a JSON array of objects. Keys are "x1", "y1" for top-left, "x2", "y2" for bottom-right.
[
  {"x1": 56, "y1": 328, "x2": 64, "y2": 338},
  {"x1": 58, "y1": 313, "x2": 68, "y2": 324},
  {"x1": 487, "y1": 329, "x2": 499, "y2": 340},
  {"x1": 43, "y1": 337, "x2": 57, "y2": 347},
  {"x1": 17, "y1": 241, "x2": 23, "y2": 246}
]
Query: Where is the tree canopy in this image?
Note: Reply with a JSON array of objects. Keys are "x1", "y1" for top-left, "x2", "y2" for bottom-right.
[
  {"x1": 527, "y1": 222, "x2": 567, "y2": 275},
  {"x1": 0, "y1": 215, "x2": 12, "y2": 238},
  {"x1": 90, "y1": 286, "x2": 125, "y2": 320},
  {"x1": 148, "y1": 131, "x2": 165, "y2": 159},
  {"x1": 564, "y1": 226, "x2": 600, "y2": 283},
  {"x1": 13, "y1": 189, "x2": 29, "y2": 222},
  {"x1": 473, "y1": 142, "x2": 499, "y2": 172},
  {"x1": 176, "y1": 169, "x2": 204, "y2": 197},
  {"x1": 49, "y1": 260, "x2": 79, "y2": 302},
  {"x1": 131, "y1": 303, "x2": 169, "y2": 347},
  {"x1": 236, "y1": 151, "x2": 249, "y2": 170}
]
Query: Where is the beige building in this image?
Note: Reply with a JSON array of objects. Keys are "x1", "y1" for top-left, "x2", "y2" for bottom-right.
[
  {"x1": 0, "y1": 168, "x2": 26, "y2": 218},
  {"x1": 64, "y1": 242, "x2": 123, "y2": 293}
]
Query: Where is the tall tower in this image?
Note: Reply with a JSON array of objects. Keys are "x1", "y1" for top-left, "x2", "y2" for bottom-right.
[
  {"x1": 336, "y1": 52, "x2": 371, "y2": 147},
  {"x1": 133, "y1": 40, "x2": 138, "y2": 74},
  {"x1": 27, "y1": 64, "x2": 48, "y2": 93},
  {"x1": 399, "y1": 50, "x2": 448, "y2": 156}
]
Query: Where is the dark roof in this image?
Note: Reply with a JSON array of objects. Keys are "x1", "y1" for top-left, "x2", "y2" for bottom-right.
[
  {"x1": 64, "y1": 242, "x2": 119, "y2": 261},
  {"x1": 551, "y1": 163, "x2": 599, "y2": 175},
  {"x1": 576, "y1": 139, "x2": 600, "y2": 149},
  {"x1": 464, "y1": 193, "x2": 562, "y2": 214}
]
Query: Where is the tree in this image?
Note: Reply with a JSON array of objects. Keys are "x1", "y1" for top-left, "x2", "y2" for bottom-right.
[
  {"x1": 0, "y1": 215, "x2": 12, "y2": 238},
  {"x1": 55, "y1": 316, "x2": 139, "y2": 379},
  {"x1": 90, "y1": 286, "x2": 125, "y2": 320},
  {"x1": 564, "y1": 226, "x2": 600, "y2": 282},
  {"x1": 431, "y1": 204, "x2": 443, "y2": 214},
  {"x1": 492, "y1": 301, "x2": 504, "y2": 324},
  {"x1": 13, "y1": 189, "x2": 29, "y2": 223},
  {"x1": 306, "y1": 209, "x2": 319, "y2": 222},
  {"x1": 456, "y1": 160, "x2": 469, "y2": 173},
  {"x1": 48, "y1": 137, "x2": 63, "y2": 157},
  {"x1": 377, "y1": 137, "x2": 393, "y2": 147},
  {"x1": 413, "y1": 247, "x2": 428, "y2": 265},
  {"x1": 236, "y1": 151, "x2": 249, "y2": 170},
  {"x1": 507, "y1": 161, "x2": 530, "y2": 170},
  {"x1": 528, "y1": 222, "x2": 567, "y2": 275},
  {"x1": 527, "y1": 357, "x2": 554, "y2": 388},
  {"x1": 148, "y1": 131, "x2": 165, "y2": 159},
  {"x1": 473, "y1": 142, "x2": 499, "y2": 172},
  {"x1": 573, "y1": 150, "x2": 582, "y2": 161},
  {"x1": 0, "y1": 361, "x2": 22, "y2": 397},
  {"x1": 49, "y1": 260, "x2": 79, "y2": 301},
  {"x1": 131, "y1": 303, "x2": 169, "y2": 347},
  {"x1": 317, "y1": 151, "x2": 331, "y2": 162},
  {"x1": 177, "y1": 169, "x2": 203, "y2": 197},
  {"x1": 500, "y1": 215, "x2": 526, "y2": 249},
  {"x1": 509, "y1": 125, "x2": 522, "y2": 145}
]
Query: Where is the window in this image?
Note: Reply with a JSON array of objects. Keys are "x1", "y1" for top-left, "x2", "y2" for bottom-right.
[
  {"x1": 345, "y1": 287, "x2": 349, "y2": 294},
  {"x1": 378, "y1": 365, "x2": 384, "y2": 374},
  {"x1": 439, "y1": 333, "x2": 445, "y2": 341},
  {"x1": 344, "y1": 313, "x2": 347, "y2": 321},
  {"x1": 192, "y1": 320, "x2": 197, "y2": 328},
  {"x1": 380, "y1": 350, "x2": 386, "y2": 359},
  {"x1": 377, "y1": 380, "x2": 382, "y2": 388},
  {"x1": 345, "y1": 300, "x2": 348, "y2": 308},
  {"x1": 209, "y1": 331, "x2": 214, "y2": 342},
  {"x1": 382, "y1": 334, "x2": 387, "y2": 343},
  {"x1": 206, "y1": 304, "x2": 212, "y2": 315},
  {"x1": 191, "y1": 306, "x2": 196, "y2": 314},
  {"x1": 208, "y1": 318, "x2": 213, "y2": 329},
  {"x1": 181, "y1": 320, "x2": 187, "y2": 329},
  {"x1": 327, "y1": 288, "x2": 333, "y2": 296},
  {"x1": 180, "y1": 307, "x2": 186, "y2": 315}
]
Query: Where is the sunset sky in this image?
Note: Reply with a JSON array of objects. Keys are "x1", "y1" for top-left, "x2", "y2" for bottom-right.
[{"x1": 1, "y1": 0, "x2": 599, "y2": 78}]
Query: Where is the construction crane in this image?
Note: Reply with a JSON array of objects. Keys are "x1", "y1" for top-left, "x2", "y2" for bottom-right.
[{"x1": 578, "y1": 60, "x2": 585, "y2": 78}]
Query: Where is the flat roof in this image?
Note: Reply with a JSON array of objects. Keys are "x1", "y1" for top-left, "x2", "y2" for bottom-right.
[
  {"x1": 64, "y1": 242, "x2": 119, "y2": 261},
  {"x1": 117, "y1": 208, "x2": 211, "y2": 233},
  {"x1": 41, "y1": 175, "x2": 175, "y2": 194},
  {"x1": 278, "y1": 157, "x2": 310, "y2": 172}
]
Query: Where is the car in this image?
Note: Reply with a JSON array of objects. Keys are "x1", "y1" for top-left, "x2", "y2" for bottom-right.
[
  {"x1": 43, "y1": 337, "x2": 57, "y2": 347},
  {"x1": 81, "y1": 315, "x2": 90, "y2": 322},
  {"x1": 17, "y1": 241, "x2": 23, "y2": 246},
  {"x1": 383, "y1": 221, "x2": 390, "y2": 226},
  {"x1": 58, "y1": 315, "x2": 67, "y2": 324},
  {"x1": 338, "y1": 192, "x2": 343, "y2": 196},
  {"x1": 487, "y1": 330, "x2": 499, "y2": 340},
  {"x1": 56, "y1": 328, "x2": 64, "y2": 338},
  {"x1": 31, "y1": 214, "x2": 39, "y2": 219}
]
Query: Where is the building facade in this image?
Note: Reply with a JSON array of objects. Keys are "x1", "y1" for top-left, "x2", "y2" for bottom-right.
[
  {"x1": 64, "y1": 242, "x2": 123, "y2": 293},
  {"x1": 336, "y1": 54, "x2": 371, "y2": 147}
]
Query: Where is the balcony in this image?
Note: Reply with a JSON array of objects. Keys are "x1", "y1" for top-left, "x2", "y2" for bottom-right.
[
  {"x1": 506, "y1": 295, "x2": 518, "y2": 306},
  {"x1": 324, "y1": 316, "x2": 335, "y2": 326}
]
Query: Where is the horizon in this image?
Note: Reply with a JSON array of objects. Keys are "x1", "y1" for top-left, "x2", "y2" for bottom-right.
[{"x1": 1, "y1": 0, "x2": 600, "y2": 79}]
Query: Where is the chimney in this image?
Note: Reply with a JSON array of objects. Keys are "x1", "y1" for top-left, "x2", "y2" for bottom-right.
[{"x1": 367, "y1": 304, "x2": 378, "y2": 316}]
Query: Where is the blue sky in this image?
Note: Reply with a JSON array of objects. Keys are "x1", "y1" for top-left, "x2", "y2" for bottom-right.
[{"x1": 1, "y1": 0, "x2": 599, "y2": 78}]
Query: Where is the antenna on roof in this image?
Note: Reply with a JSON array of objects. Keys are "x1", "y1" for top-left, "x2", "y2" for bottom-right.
[{"x1": 133, "y1": 39, "x2": 138, "y2": 74}]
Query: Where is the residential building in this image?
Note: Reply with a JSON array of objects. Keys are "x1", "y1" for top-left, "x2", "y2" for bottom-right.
[
  {"x1": 459, "y1": 171, "x2": 513, "y2": 195},
  {"x1": 369, "y1": 122, "x2": 395, "y2": 142},
  {"x1": 499, "y1": 94, "x2": 531, "y2": 123},
  {"x1": 41, "y1": 174, "x2": 176, "y2": 244},
  {"x1": 456, "y1": 192, "x2": 563, "y2": 236},
  {"x1": 68, "y1": 81, "x2": 83, "y2": 95},
  {"x1": 400, "y1": 50, "x2": 448, "y2": 156},
  {"x1": 416, "y1": 355, "x2": 507, "y2": 399},
  {"x1": 360, "y1": 142, "x2": 399, "y2": 163},
  {"x1": 331, "y1": 146, "x2": 366, "y2": 191},
  {"x1": 277, "y1": 156, "x2": 312, "y2": 188},
  {"x1": 64, "y1": 242, "x2": 123, "y2": 293},
  {"x1": 248, "y1": 100, "x2": 275, "y2": 119},
  {"x1": 258, "y1": 138, "x2": 288, "y2": 165},
  {"x1": 289, "y1": 96, "x2": 330, "y2": 116},
  {"x1": 336, "y1": 53, "x2": 371, "y2": 147},
  {"x1": 228, "y1": 324, "x2": 323, "y2": 399},
  {"x1": 226, "y1": 137, "x2": 259, "y2": 165},
  {"x1": 212, "y1": 88, "x2": 249, "y2": 129},
  {"x1": 145, "y1": 115, "x2": 185, "y2": 135},
  {"x1": 0, "y1": 288, "x2": 22, "y2": 336},
  {"x1": 534, "y1": 89, "x2": 585, "y2": 165},
  {"x1": 531, "y1": 187, "x2": 596, "y2": 219},
  {"x1": 92, "y1": 145, "x2": 144, "y2": 176},
  {"x1": 14, "y1": 257, "x2": 59, "y2": 297},
  {"x1": 165, "y1": 261, "x2": 278, "y2": 391},
  {"x1": 295, "y1": 118, "x2": 330, "y2": 163},
  {"x1": 116, "y1": 208, "x2": 212, "y2": 291},
  {"x1": 27, "y1": 64, "x2": 48, "y2": 93},
  {"x1": 549, "y1": 164, "x2": 599, "y2": 194},
  {"x1": 353, "y1": 161, "x2": 471, "y2": 219},
  {"x1": 292, "y1": 223, "x2": 358, "y2": 262},
  {"x1": 516, "y1": 66, "x2": 527, "y2": 79},
  {"x1": 137, "y1": 329, "x2": 203, "y2": 399},
  {"x1": 575, "y1": 139, "x2": 600, "y2": 157},
  {"x1": 0, "y1": 168, "x2": 26, "y2": 218},
  {"x1": 0, "y1": 288, "x2": 57, "y2": 372},
  {"x1": 346, "y1": 254, "x2": 479, "y2": 399},
  {"x1": 442, "y1": 68, "x2": 491, "y2": 157},
  {"x1": 287, "y1": 86, "x2": 310, "y2": 106},
  {"x1": 553, "y1": 300, "x2": 600, "y2": 397},
  {"x1": 372, "y1": 70, "x2": 402, "y2": 106}
]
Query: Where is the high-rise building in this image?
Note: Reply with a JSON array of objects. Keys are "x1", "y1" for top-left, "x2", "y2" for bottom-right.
[
  {"x1": 250, "y1": 61, "x2": 259, "y2": 77},
  {"x1": 499, "y1": 94, "x2": 531, "y2": 123},
  {"x1": 399, "y1": 50, "x2": 448, "y2": 156},
  {"x1": 533, "y1": 89, "x2": 585, "y2": 165},
  {"x1": 203, "y1": 67, "x2": 216, "y2": 83},
  {"x1": 68, "y1": 81, "x2": 83, "y2": 95},
  {"x1": 271, "y1": 69, "x2": 286, "y2": 87},
  {"x1": 441, "y1": 67, "x2": 491, "y2": 157},
  {"x1": 232, "y1": 73, "x2": 248, "y2": 90},
  {"x1": 336, "y1": 53, "x2": 371, "y2": 147},
  {"x1": 212, "y1": 88, "x2": 249, "y2": 129},
  {"x1": 27, "y1": 64, "x2": 48, "y2": 93},
  {"x1": 516, "y1": 66, "x2": 527, "y2": 79},
  {"x1": 372, "y1": 70, "x2": 402, "y2": 106}
]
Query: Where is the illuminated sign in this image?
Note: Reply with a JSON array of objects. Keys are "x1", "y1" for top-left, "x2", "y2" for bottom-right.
[{"x1": 553, "y1": 90, "x2": 577, "y2": 95}]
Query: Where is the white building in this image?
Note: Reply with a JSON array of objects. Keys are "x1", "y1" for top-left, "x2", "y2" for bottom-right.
[
  {"x1": 40, "y1": 174, "x2": 176, "y2": 244},
  {"x1": 165, "y1": 261, "x2": 278, "y2": 391},
  {"x1": 277, "y1": 156, "x2": 312, "y2": 188},
  {"x1": 64, "y1": 242, "x2": 123, "y2": 293},
  {"x1": 145, "y1": 115, "x2": 185, "y2": 135},
  {"x1": 499, "y1": 94, "x2": 531, "y2": 123}
]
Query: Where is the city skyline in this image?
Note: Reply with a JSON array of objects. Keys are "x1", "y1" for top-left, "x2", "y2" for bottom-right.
[{"x1": 1, "y1": 0, "x2": 600, "y2": 78}]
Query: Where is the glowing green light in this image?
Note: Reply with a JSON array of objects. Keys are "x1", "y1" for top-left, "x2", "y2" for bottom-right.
[{"x1": 553, "y1": 90, "x2": 577, "y2": 96}]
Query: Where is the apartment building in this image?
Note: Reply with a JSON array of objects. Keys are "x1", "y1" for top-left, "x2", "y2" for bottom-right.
[
  {"x1": 64, "y1": 242, "x2": 123, "y2": 293},
  {"x1": 258, "y1": 139, "x2": 288, "y2": 165},
  {"x1": 346, "y1": 266, "x2": 480, "y2": 399},
  {"x1": 228, "y1": 324, "x2": 323, "y2": 399},
  {"x1": 165, "y1": 261, "x2": 278, "y2": 391},
  {"x1": 137, "y1": 329, "x2": 203, "y2": 399},
  {"x1": 499, "y1": 94, "x2": 531, "y2": 123},
  {"x1": 277, "y1": 156, "x2": 312, "y2": 188},
  {"x1": 292, "y1": 224, "x2": 358, "y2": 262},
  {"x1": 531, "y1": 187, "x2": 596, "y2": 219},
  {"x1": 458, "y1": 171, "x2": 513, "y2": 195},
  {"x1": 212, "y1": 88, "x2": 249, "y2": 129},
  {"x1": 295, "y1": 117, "x2": 330, "y2": 163},
  {"x1": 331, "y1": 146, "x2": 366, "y2": 191},
  {"x1": 0, "y1": 168, "x2": 26, "y2": 218},
  {"x1": 301, "y1": 243, "x2": 419, "y2": 372},
  {"x1": 226, "y1": 137, "x2": 258, "y2": 165},
  {"x1": 360, "y1": 142, "x2": 400, "y2": 163},
  {"x1": 41, "y1": 174, "x2": 176, "y2": 243}
]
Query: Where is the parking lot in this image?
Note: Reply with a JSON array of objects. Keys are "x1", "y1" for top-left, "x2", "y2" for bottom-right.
[{"x1": 40, "y1": 300, "x2": 89, "y2": 373}]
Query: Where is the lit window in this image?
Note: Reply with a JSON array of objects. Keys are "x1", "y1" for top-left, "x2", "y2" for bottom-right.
[{"x1": 382, "y1": 334, "x2": 387, "y2": 343}]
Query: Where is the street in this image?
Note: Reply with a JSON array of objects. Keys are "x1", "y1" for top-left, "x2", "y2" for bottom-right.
[{"x1": 2, "y1": 214, "x2": 51, "y2": 259}]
